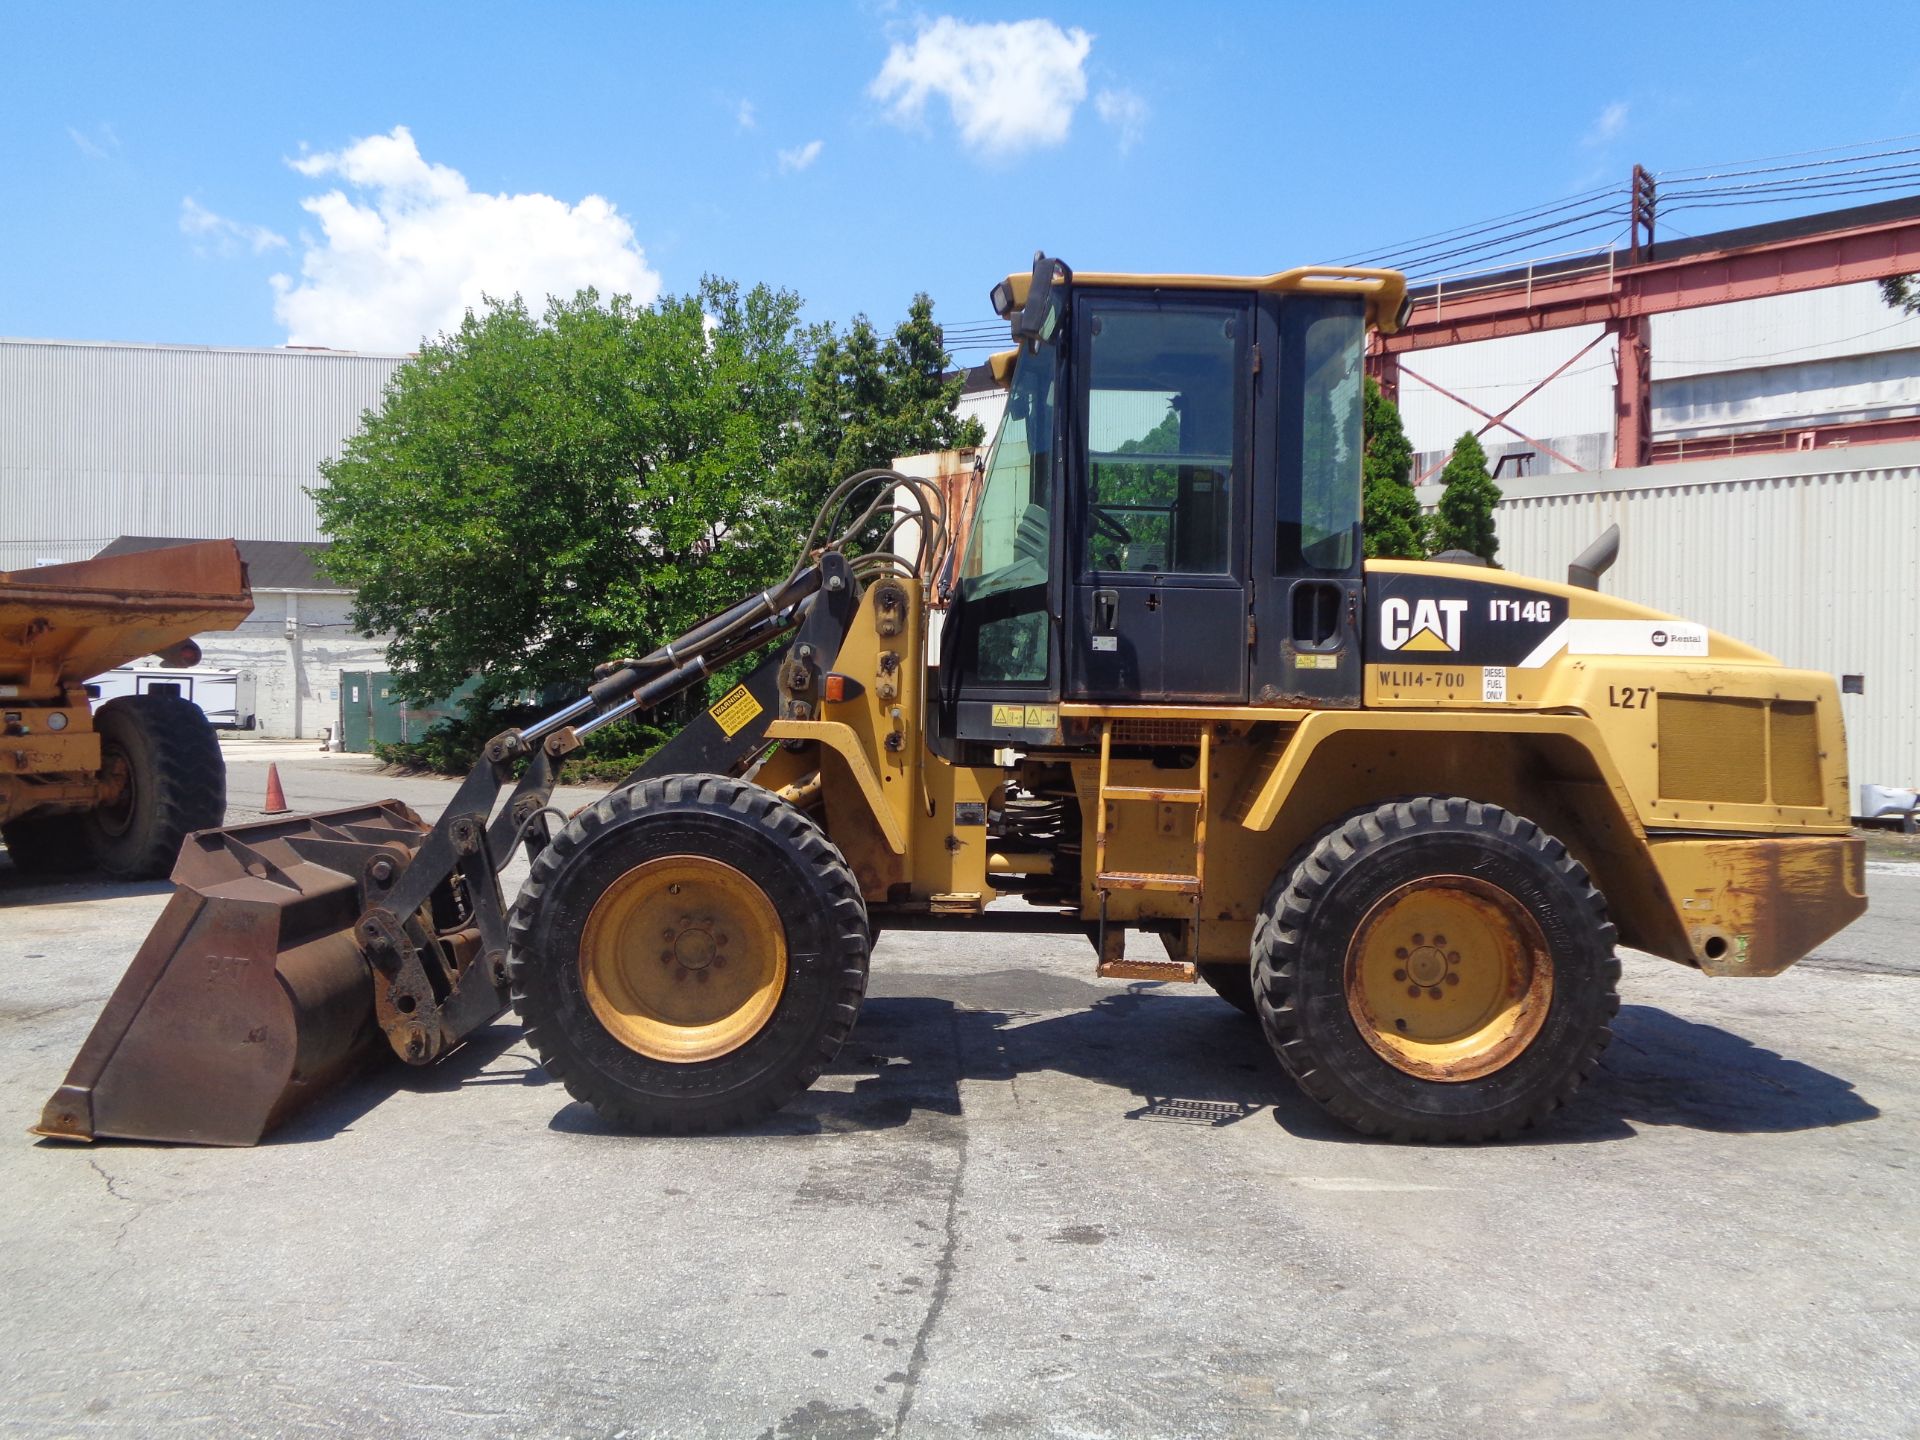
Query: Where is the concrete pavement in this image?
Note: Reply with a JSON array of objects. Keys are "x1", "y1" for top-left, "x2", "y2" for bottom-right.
[{"x1": 1, "y1": 753, "x2": 1915, "y2": 1438}]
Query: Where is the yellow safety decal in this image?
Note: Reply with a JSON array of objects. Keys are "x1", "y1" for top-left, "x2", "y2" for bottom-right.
[
  {"x1": 1294, "y1": 653, "x2": 1337, "y2": 670},
  {"x1": 708, "y1": 685, "x2": 764, "y2": 738},
  {"x1": 991, "y1": 703, "x2": 1059, "y2": 729}
]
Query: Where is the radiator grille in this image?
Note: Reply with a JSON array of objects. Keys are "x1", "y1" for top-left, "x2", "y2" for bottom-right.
[
  {"x1": 1112, "y1": 718, "x2": 1203, "y2": 746},
  {"x1": 1657, "y1": 695, "x2": 1824, "y2": 807},
  {"x1": 1769, "y1": 701, "x2": 1823, "y2": 807},
  {"x1": 1659, "y1": 698, "x2": 1766, "y2": 803}
]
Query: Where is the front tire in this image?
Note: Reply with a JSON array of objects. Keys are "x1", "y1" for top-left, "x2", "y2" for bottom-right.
[
  {"x1": 85, "y1": 695, "x2": 226, "y2": 880},
  {"x1": 509, "y1": 775, "x2": 870, "y2": 1134},
  {"x1": 1253, "y1": 797, "x2": 1619, "y2": 1142}
]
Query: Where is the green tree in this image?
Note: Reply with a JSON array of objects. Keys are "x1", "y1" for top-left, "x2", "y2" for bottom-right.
[
  {"x1": 783, "y1": 294, "x2": 985, "y2": 512},
  {"x1": 312, "y1": 279, "x2": 810, "y2": 708},
  {"x1": 1426, "y1": 430, "x2": 1502, "y2": 563},
  {"x1": 1881, "y1": 276, "x2": 1920, "y2": 316},
  {"x1": 1360, "y1": 378, "x2": 1424, "y2": 559}
]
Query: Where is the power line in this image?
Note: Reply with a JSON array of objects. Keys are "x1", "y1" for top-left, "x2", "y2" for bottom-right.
[
  {"x1": 1328, "y1": 179, "x2": 1627, "y2": 268},
  {"x1": 1656, "y1": 135, "x2": 1920, "y2": 182}
]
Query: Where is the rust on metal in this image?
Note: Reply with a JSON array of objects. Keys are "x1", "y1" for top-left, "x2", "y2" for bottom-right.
[
  {"x1": 1097, "y1": 955, "x2": 1199, "y2": 983},
  {"x1": 1343, "y1": 874, "x2": 1554, "y2": 1083},
  {"x1": 0, "y1": 541, "x2": 252, "y2": 703},
  {"x1": 1098, "y1": 871, "x2": 1202, "y2": 894},
  {"x1": 30, "y1": 800, "x2": 490, "y2": 1147},
  {"x1": 1662, "y1": 835, "x2": 1868, "y2": 976}
]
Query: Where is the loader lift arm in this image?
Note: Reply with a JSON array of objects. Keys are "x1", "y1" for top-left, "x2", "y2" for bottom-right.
[{"x1": 350, "y1": 555, "x2": 838, "y2": 1066}]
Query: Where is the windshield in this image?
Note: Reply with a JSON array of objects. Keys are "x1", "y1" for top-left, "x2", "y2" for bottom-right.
[{"x1": 957, "y1": 345, "x2": 1057, "y2": 683}]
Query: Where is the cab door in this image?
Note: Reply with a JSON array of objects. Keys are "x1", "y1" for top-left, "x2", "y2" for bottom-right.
[{"x1": 1065, "y1": 293, "x2": 1252, "y2": 703}]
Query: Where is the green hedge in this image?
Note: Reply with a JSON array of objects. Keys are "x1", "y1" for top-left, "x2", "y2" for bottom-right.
[{"x1": 373, "y1": 706, "x2": 672, "y2": 785}]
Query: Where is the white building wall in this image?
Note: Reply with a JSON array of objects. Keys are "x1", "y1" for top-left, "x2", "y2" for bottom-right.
[
  {"x1": 956, "y1": 385, "x2": 1007, "y2": 443},
  {"x1": 1424, "y1": 442, "x2": 1920, "y2": 794},
  {"x1": 184, "y1": 590, "x2": 387, "y2": 740}
]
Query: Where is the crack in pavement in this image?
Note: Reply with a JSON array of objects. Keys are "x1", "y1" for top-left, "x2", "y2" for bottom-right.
[
  {"x1": 88, "y1": 1156, "x2": 141, "y2": 1250},
  {"x1": 892, "y1": 1011, "x2": 968, "y2": 1438},
  {"x1": 87, "y1": 1157, "x2": 134, "y2": 1204}
]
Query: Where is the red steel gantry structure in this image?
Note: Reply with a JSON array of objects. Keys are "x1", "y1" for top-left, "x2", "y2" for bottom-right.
[{"x1": 1369, "y1": 191, "x2": 1920, "y2": 471}]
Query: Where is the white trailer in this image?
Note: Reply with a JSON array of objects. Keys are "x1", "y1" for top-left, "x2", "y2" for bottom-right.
[{"x1": 90, "y1": 667, "x2": 257, "y2": 730}]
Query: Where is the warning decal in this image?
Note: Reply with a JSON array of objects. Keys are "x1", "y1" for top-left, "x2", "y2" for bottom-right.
[
  {"x1": 708, "y1": 685, "x2": 764, "y2": 738},
  {"x1": 991, "y1": 703, "x2": 1058, "y2": 730}
]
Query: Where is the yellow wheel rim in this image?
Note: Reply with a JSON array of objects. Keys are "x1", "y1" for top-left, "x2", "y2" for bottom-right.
[
  {"x1": 579, "y1": 855, "x2": 787, "y2": 1063},
  {"x1": 1344, "y1": 875, "x2": 1553, "y2": 1082}
]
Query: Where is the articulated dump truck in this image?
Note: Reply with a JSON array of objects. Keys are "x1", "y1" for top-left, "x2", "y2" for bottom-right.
[
  {"x1": 2, "y1": 541, "x2": 250, "y2": 880},
  {"x1": 36, "y1": 258, "x2": 1866, "y2": 1148}
]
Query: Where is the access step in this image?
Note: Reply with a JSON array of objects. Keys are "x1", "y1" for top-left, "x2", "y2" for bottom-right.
[
  {"x1": 1097, "y1": 956, "x2": 1200, "y2": 983},
  {"x1": 1094, "y1": 870, "x2": 1202, "y2": 895},
  {"x1": 1099, "y1": 785, "x2": 1204, "y2": 805}
]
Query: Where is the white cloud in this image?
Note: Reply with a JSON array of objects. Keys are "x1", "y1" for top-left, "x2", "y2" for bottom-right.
[
  {"x1": 1094, "y1": 87, "x2": 1148, "y2": 154},
  {"x1": 777, "y1": 139, "x2": 825, "y2": 173},
  {"x1": 870, "y1": 16, "x2": 1092, "y2": 159},
  {"x1": 736, "y1": 98, "x2": 757, "y2": 130},
  {"x1": 270, "y1": 125, "x2": 660, "y2": 351},
  {"x1": 68, "y1": 122, "x2": 118, "y2": 159},
  {"x1": 179, "y1": 197, "x2": 288, "y2": 257},
  {"x1": 1584, "y1": 100, "x2": 1629, "y2": 147}
]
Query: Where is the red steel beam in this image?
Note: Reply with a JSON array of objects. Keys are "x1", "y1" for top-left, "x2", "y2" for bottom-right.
[
  {"x1": 1403, "y1": 331, "x2": 1606, "y2": 482},
  {"x1": 1380, "y1": 212, "x2": 1920, "y2": 352}
]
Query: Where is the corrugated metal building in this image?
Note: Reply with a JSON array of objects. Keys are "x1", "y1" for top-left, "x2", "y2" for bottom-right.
[
  {"x1": 0, "y1": 338, "x2": 404, "y2": 567},
  {"x1": 0, "y1": 338, "x2": 405, "y2": 736}
]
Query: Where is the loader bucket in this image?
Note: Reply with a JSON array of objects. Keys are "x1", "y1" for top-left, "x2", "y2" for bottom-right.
[{"x1": 34, "y1": 801, "x2": 431, "y2": 1146}]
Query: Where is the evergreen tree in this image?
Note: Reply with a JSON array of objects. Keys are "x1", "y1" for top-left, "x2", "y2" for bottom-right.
[
  {"x1": 1427, "y1": 430, "x2": 1502, "y2": 563},
  {"x1": 783, "y1": 294, "x2": 985, "y2": 514},
  {"x1": 1360, "y1": 378, "x2": 1424, "y2": 558}
]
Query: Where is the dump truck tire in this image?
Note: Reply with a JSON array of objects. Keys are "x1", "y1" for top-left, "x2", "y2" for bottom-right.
[
  {"x1": 1252, "y1": 796, "x2": 1619, "y2": 1142},
  {"x1": 84, "y1": 695, "x2": 226, "y2": 881},
  {"x1": 1196, "y1": 962, "x2": 1257, "y2": 1018},
  {"x1": 1, "y1": 811, "x2": 95, "y2": 876},
  {"x1": 509, "y1": 775, "x2": 870, "y2": 1134}
]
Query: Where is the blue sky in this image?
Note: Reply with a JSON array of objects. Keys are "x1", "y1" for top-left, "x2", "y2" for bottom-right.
[{"x1": 4, "y1": 1, "x2": 1916, "y2": 361}]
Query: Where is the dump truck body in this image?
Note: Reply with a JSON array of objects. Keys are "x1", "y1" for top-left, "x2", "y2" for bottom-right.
[
  {"x1": 37, "y1": 258, "x2": 1866, "y2": 1147},
  {"x1": 1, "y1": 541, "x2": 251, "y2": 873}
]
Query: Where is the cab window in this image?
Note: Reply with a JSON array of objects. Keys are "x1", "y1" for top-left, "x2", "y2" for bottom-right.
[{"x1": 1082, "y1": 304, "x2": 1240, "y2": 576}]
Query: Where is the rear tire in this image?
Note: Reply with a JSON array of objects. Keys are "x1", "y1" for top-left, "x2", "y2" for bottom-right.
[
  {"x1": 84, "y1": 695, "x2": 226, "y2": 880},
  {"x1": 509, "y1": 775, "x2": 870, "y2": 1134},
  {"x1": 1253, "y1": 796, "x2": 1619, "y2": 1142},
  {"x1": 1196, "y1": 961, "x2": 1258, "y2": 1018}
]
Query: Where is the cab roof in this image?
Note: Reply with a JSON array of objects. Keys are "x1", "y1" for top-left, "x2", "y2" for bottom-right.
[{"x1": 995, "y1": 264, "x2": 1409, "y2": 335}]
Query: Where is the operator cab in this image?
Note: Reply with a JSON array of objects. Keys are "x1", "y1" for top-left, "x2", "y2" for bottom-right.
[{"x1": 938, "y1": 254, "x2": 1409, "y2": 749}]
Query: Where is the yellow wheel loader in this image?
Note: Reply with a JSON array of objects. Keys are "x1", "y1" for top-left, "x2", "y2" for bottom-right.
[
  {"x1": 35, "y1": 258, "x2": 1866, "y2": 1147},
  {"x1": 2, "y1": 541, "x2": 250, "y2": 881}
]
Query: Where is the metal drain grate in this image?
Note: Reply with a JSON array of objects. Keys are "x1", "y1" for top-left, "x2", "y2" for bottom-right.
[{"x1": 1127, "y1": 1096, "x2": 1261, "y2": 1126}]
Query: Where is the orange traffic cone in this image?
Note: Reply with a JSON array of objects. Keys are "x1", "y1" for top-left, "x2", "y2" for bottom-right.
[{"x1": 263, "y1": 763, "x2": 289, "y2": 815}]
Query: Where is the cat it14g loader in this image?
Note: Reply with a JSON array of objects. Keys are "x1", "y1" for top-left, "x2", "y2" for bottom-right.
[{"x1": 36, "y1": 257, "x2": 1865, "y2": 1147}]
